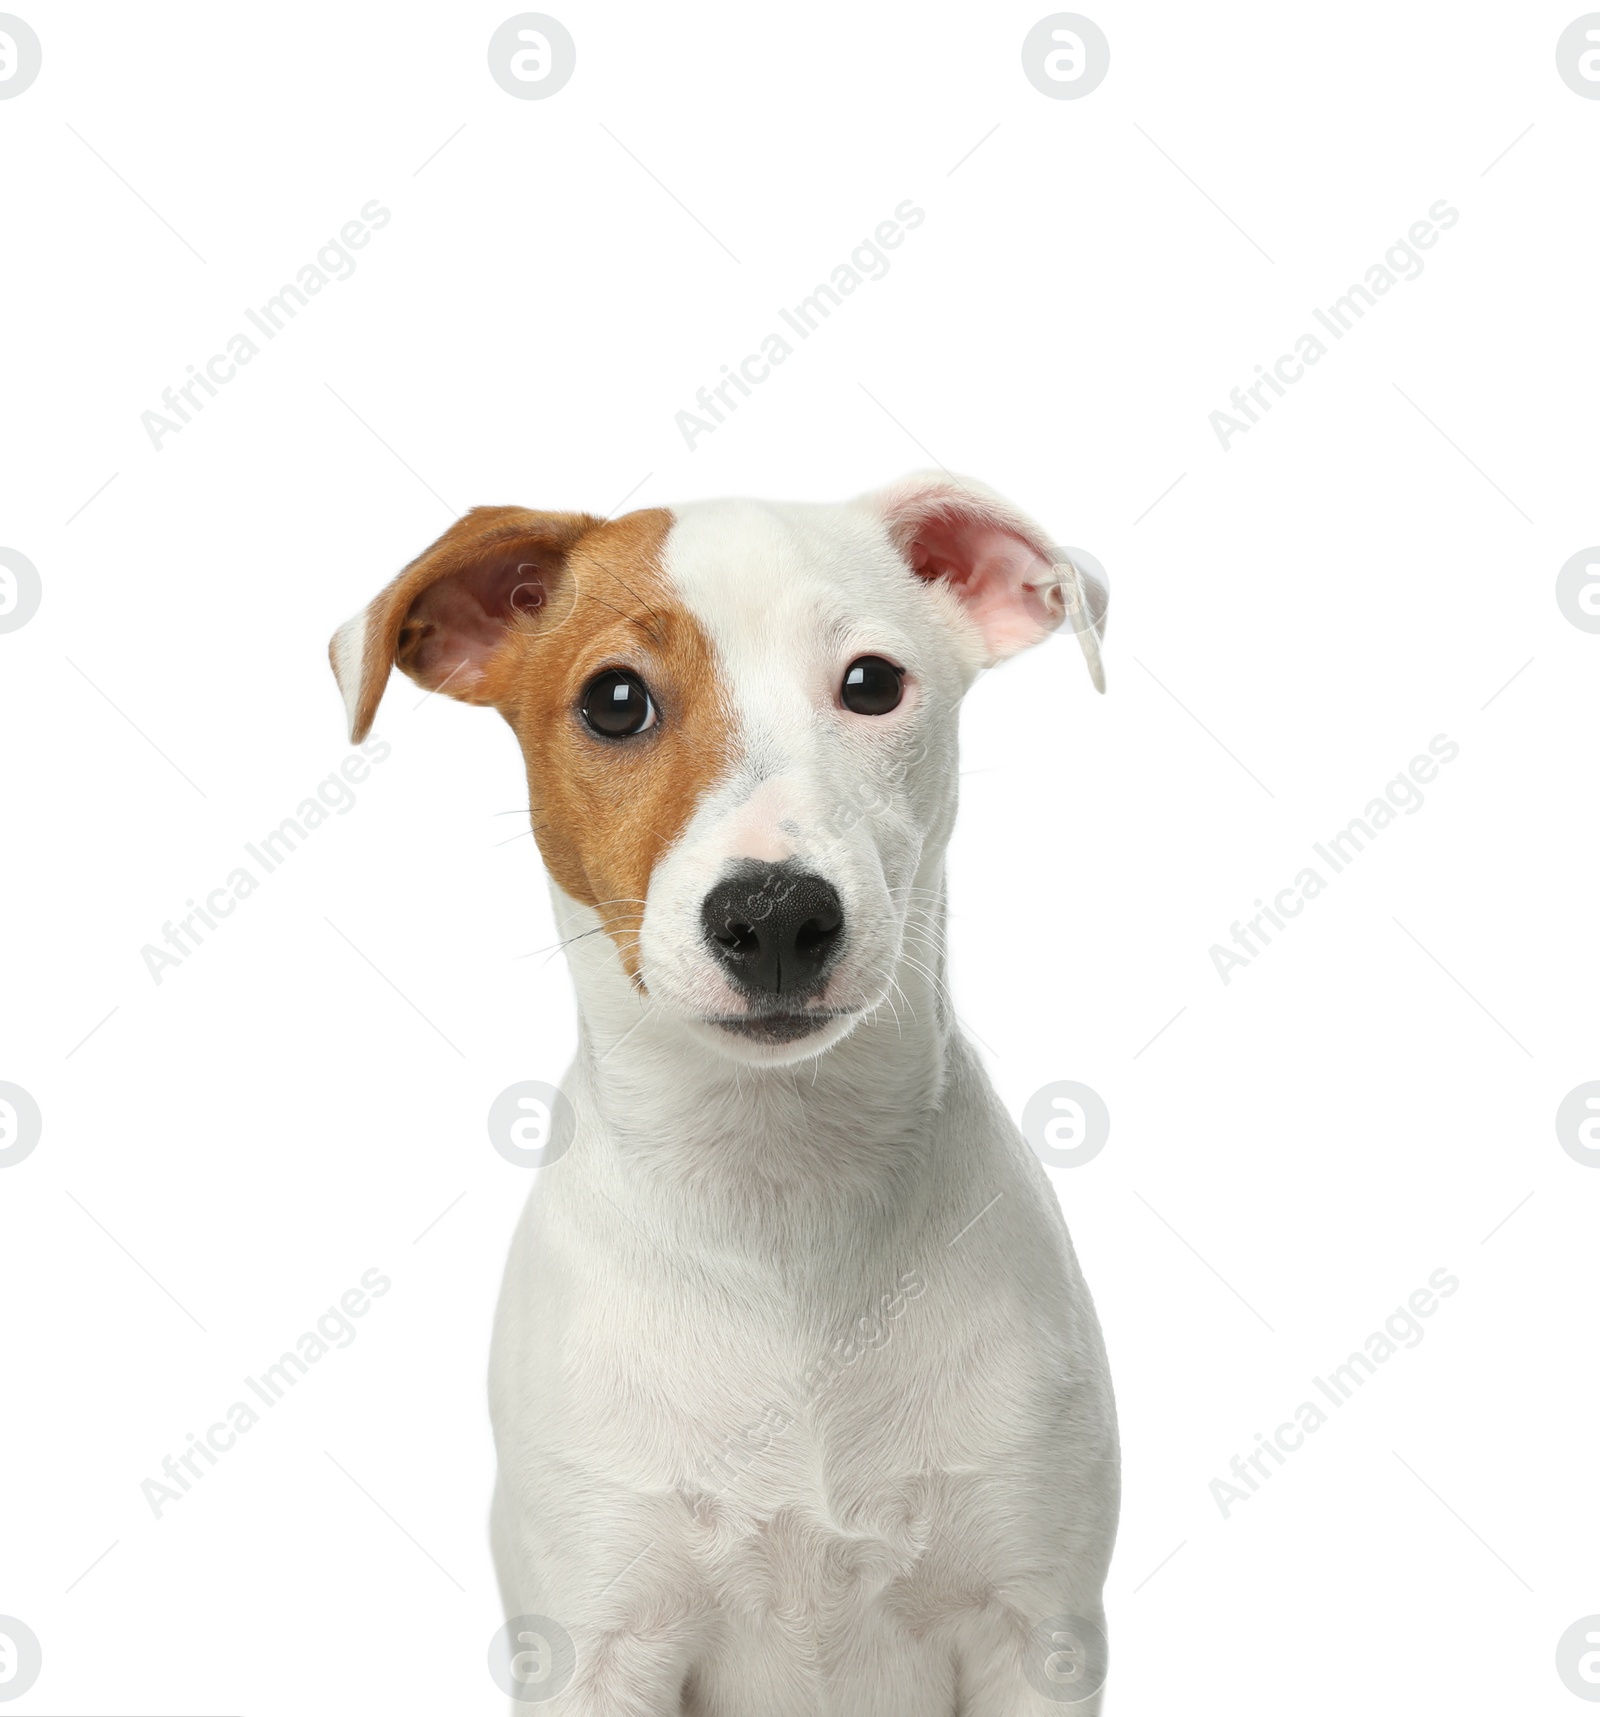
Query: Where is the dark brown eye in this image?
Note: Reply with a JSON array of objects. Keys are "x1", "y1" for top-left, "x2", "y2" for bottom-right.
[
  {"x1": 841, "y1": 656, "x2": 903, "y2": 715},
  {"x1": 581, "y1": 670, "x2": 657, "y2": 738}
]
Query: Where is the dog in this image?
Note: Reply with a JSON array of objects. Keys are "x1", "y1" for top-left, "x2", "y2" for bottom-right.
[{"x1": 330, "y1": 472, "x2": 1118, "y2": 1713}]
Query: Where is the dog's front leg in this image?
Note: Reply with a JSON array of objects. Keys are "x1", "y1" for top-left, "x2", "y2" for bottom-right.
[
  {"x1": 493, "y1": 1603, "x2": 699, "y2": 1715},
  {"x1": 491, "y1": 1484, "x2": 701, "y2": 1714},
  {"x1": 545, "y1": 1629, "x2": 694, "y2": 1716},
  {"x1": 956, "y1": 1603, "x2": 1110, "y2": 1717}
]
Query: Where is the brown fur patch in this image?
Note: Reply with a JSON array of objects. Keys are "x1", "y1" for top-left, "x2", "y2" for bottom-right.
[
  {"x1": 483, "y1": 510, "x2": 734, "y2": 979},
  {"x1": 334, "y1": 506, "x2": 735, "y2": 977},
  {"x1": 337, "y1": 506, "x2": 733, "y2": 981}
]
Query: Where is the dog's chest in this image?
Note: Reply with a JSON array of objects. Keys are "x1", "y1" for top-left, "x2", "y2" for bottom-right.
[
  {"x1": 670, "y1": 1396, "x2": 981, "y2": 1633},
  {"x1": 601, "y1": 1273, "x2": 1045, "y2": 1622}
]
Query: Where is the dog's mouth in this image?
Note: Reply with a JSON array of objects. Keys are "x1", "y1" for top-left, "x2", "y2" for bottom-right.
[{"x1": 702, "y1": 1009, "x2": 851, "y2": 1045}]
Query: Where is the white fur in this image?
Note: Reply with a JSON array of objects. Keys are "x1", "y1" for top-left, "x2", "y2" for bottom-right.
[
  {"x1": 331, "y1": 610, "x2": 369, "y2": 742},
  {"x1": 486, "y1": 481, "x2": 1118, "y2": 1713}
]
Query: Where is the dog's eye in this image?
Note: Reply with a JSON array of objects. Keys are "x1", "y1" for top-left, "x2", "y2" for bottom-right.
[
  {"x1": 581, "y1": 670, "x2": 657, "y2": 738},
  {"x1": 841, "y1": 656, "x2": 903, "y2": 715}
]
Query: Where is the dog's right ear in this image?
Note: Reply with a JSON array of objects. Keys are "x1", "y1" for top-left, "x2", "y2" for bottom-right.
[
  {"x1": 865, "y1": 471, "x2": 1107, "y2": 691},
  {"x1": 329, "y1": 506, "x2": 597, "y2": 743}
]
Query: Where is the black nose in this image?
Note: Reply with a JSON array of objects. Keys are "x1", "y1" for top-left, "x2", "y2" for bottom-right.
[{"x1": 701, "y1": 862, "x2": 844, "y2": 1001}]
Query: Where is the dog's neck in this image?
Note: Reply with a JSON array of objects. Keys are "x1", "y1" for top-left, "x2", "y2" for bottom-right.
[{"x1": 553, "y1": 858, "x2": 961, "y2": 1242}]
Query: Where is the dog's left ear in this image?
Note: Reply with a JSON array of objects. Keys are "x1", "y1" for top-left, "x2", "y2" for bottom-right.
[{"x1": 866, "y1": 472, "x2": 1106, "y2": 691}]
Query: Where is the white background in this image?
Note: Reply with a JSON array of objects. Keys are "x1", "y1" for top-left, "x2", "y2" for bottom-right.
[{"x1": 2, "y1": 2, "x2": 1597, "y2": 1711}]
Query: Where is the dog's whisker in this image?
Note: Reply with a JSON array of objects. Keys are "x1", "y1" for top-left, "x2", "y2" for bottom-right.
[
  {"x1": 595, "y1": 1000, "x2": 658, "y2": 1065},
  {"x1": 599, "y1": 563, "x2": 666, "y2": 631},
  {"x1": 899, "y1": 952, "x2": 953, "y2": 1005},
  {"x1": 516, "y1": 915, "x2": 643, "y2": 961}
]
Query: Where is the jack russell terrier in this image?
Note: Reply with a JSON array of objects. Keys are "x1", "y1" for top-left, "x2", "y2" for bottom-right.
[{"x1": 330, "y1": 473, "x2": 1117, "y2": 1713}]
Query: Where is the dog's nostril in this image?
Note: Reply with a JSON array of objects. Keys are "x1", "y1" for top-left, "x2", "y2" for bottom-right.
[
  {"x1": 794, "y1": 911, "x2": 841, "y2": 957},
  {"x1": 700, "y1": 864, "x2": 845, "y2": 1000}
]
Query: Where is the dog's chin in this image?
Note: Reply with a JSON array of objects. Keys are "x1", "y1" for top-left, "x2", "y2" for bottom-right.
[{"x1": 685, "y1": 1007, "x2": 862, "y2": 1065}]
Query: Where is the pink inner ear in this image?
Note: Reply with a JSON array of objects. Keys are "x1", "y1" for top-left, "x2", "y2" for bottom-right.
[
  {"x1": 906, "y1": 512, "x2": 1060, "y2": 659},
  {"x1": 401, "y1": 550, "x2": 559, "y2": 692}
]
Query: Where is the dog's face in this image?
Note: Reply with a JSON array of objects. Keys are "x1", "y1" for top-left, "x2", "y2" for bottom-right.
[{"x1": 332, "y1": 474, "x2": 1104, "y2": 1064}]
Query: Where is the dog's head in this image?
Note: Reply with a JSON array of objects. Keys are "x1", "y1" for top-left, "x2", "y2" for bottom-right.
[{"x1": 331, "y1": 473, "x2": 1104, "y2": 1064}]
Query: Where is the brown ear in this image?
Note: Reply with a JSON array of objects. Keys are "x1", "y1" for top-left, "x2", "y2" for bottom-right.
[{"x1": 329, "y1": 506, "x2": 598, "y2": 742}]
